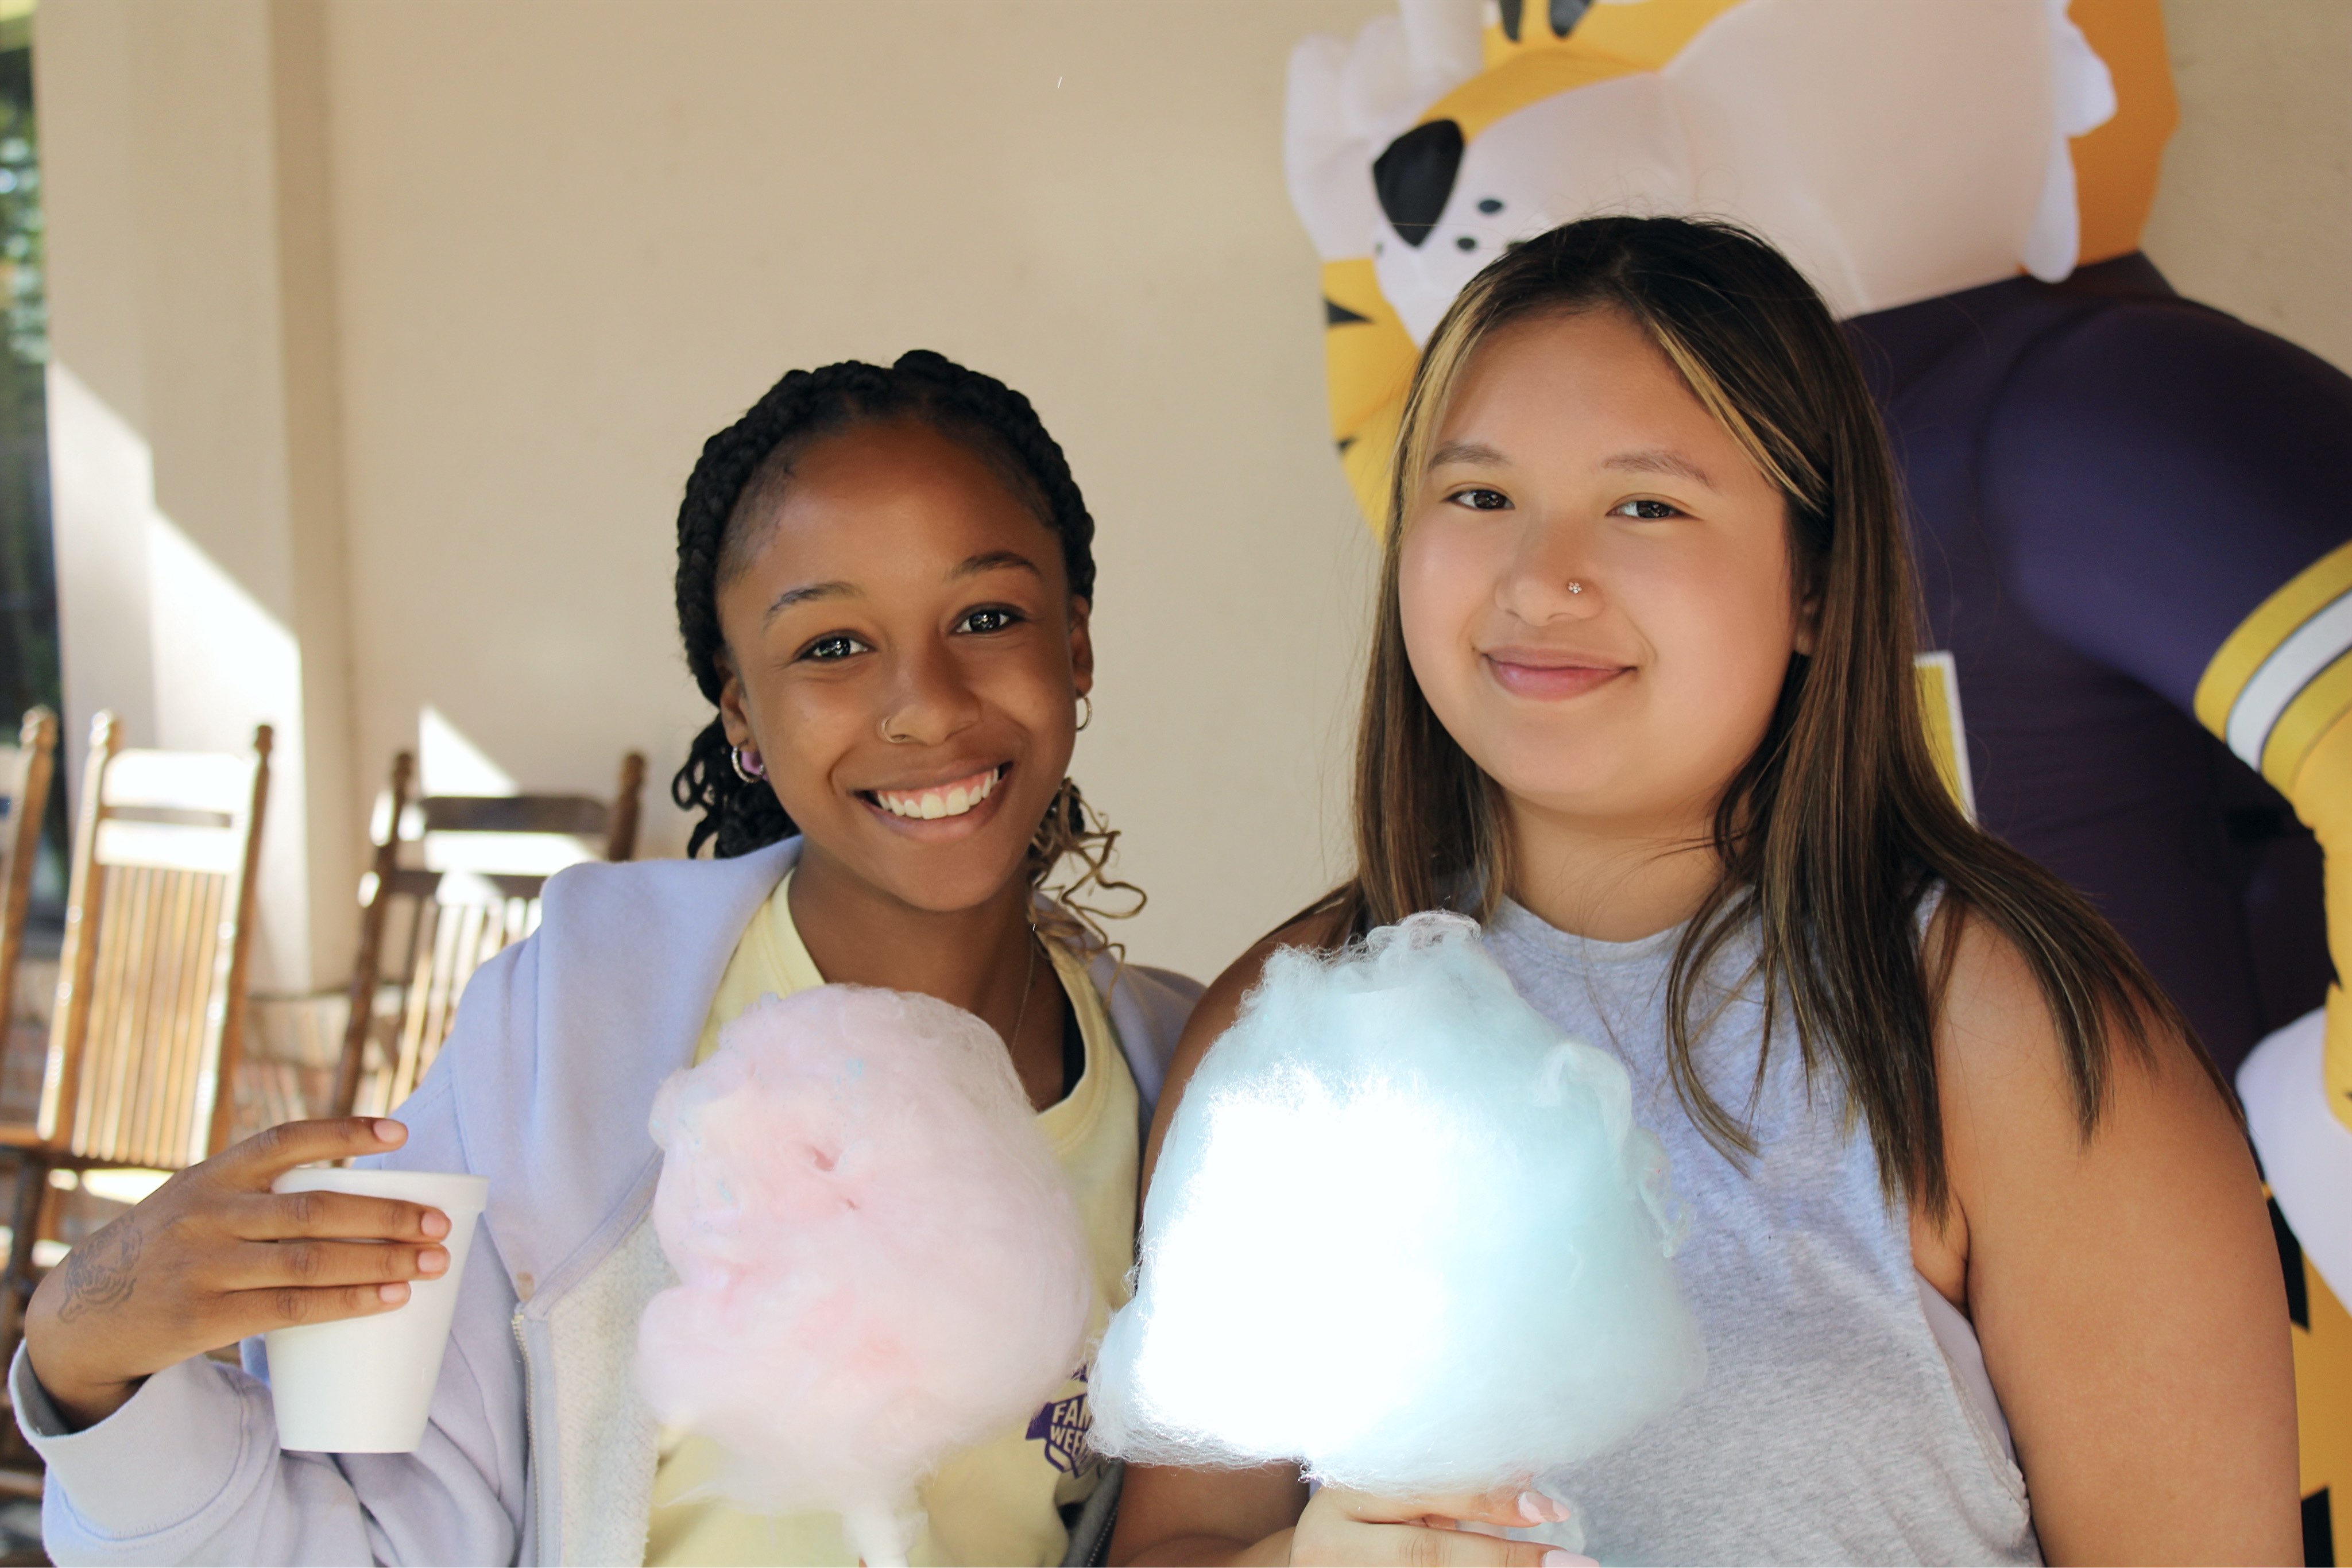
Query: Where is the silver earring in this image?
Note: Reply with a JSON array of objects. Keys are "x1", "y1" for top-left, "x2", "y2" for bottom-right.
[
  {"x1": 730, "y1": 745, "x2": 766, "y2": 782},
  {"x1": 1567, "y1": 580, "x2": 1585, "y2": 595},
  {"x1": 1075, "y1": 693, "x2": 1093, "y2": 733}
]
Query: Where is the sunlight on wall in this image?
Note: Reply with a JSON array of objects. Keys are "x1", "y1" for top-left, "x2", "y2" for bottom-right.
[
  {"x1": 51, "y1": 361, "x2": 318, "y2": 991},
  {"x1": 47, "y1": 362, "x2": 154, "y2": 755},
  {"x1": 144, "y1": 518, "x2": 309, "y2": 994},
  {"x1": 146, "y1": 518, "x2": 299, "y2": 756},
  {"x1": 418, "y1": 703, "x2": 516, "y2": 795}
]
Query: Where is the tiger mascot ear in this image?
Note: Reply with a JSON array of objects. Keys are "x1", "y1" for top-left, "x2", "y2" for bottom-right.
[{"x1": 1283, "y1": 0, "x2": 1477, "y2": 527}]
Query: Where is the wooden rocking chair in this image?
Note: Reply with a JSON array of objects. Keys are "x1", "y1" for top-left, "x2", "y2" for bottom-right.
[
  {"x1": 0, "y1": 713, "x2": 272, "y2": 1354},
  {"x1": 0, "y1": 708, "x2": 59, "y2": 1107},
  {"x1": 330, "y1": 749, "x2": 646, "y2": 1118}
]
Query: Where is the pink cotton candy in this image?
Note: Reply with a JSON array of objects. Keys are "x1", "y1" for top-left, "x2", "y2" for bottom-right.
[{"x1": 635, "y1": 985, "x2": 1091, "y2": 1563}]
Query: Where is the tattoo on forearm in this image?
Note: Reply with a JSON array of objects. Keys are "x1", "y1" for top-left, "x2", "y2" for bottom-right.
[{"x1": 53, "y1": 1225, "x2": 141, "y2": 1324}]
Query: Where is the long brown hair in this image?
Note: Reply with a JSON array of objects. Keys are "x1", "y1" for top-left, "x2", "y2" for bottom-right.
[{"x1": 1332, "y1": 215, "x2": 2214, "y2": 1214}]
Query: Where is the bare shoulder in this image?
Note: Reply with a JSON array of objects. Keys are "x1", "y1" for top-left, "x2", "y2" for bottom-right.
[
  {"x1": 1925, "y1": 899, "x2": 2230, "y2": 1164},
  {"x1": 1142, "y1": 904, "x2": 1351, "y2": 1187},
  {"x1": 1924, "y1": 901, "x2": 2295, "y2": 1562}
]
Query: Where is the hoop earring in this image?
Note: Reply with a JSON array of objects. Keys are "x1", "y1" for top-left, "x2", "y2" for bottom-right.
[
  {"x1": 730, "y1": 745, "x2": 767, "y2": 783},
  {"x1": 1075, "y1": 694, "x2": 1093, "y2": 733}
]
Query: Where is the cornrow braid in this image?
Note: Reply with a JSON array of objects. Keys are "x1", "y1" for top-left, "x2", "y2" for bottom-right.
[{"x1": 671, "y1": 349, "x2": 1099, "y2": 864}]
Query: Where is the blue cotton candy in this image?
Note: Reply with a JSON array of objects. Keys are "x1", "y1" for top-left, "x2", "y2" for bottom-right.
[{"x1": 1090, "y1": 912, "x2": 1705, "y2": 1499}]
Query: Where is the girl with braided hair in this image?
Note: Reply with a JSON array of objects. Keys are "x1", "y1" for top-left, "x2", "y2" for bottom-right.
[
  {"x1": 670, "y1": 350, "x2": 1144, "y2": 958},
  {"x1": 14, "y1": 350, "x2": 1202, "y2": 1567}
]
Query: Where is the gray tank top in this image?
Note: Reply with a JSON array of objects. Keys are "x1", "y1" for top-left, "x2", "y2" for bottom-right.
[{"x1": 1483, "y1": 900, "x2": 2039, "y2": 1567}]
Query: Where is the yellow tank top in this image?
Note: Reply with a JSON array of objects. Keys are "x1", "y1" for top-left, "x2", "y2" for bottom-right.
[{"x1": 644, "y1": 873, "x2": 1140, "y2": 1567}]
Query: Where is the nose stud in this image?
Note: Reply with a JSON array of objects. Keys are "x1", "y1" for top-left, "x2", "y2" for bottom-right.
[{"x1": 1567, "y1": 580, "x2": 1585, "y2": 595}]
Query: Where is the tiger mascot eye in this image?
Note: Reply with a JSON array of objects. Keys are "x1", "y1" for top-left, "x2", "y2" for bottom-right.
[{"x1": 1287, "y1": 3, "x2": 2352, "y2": 1558}]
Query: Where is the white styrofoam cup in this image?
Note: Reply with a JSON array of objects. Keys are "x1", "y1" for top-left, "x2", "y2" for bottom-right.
[{"x1": 263, "y1": 1167, "x2": 489, "y2": 1453}]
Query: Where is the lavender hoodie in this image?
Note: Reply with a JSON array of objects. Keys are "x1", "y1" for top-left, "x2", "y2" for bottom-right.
[{"x1": 11, "y1": 839, "x2": 1200, "y2": 1566}]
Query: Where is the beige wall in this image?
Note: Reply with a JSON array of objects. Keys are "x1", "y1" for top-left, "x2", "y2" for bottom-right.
[
  {"x1": 32, "y1": 0, "x2": 2352, "y2": 992},
  {"x1": 2145, "y1": 0, "x2": 2352, "y2": 374}
]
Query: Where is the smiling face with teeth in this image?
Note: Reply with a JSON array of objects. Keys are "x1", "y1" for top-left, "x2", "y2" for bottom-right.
[{"x1": 712, "y1": 417, "x2": 1093, "y2": 919}]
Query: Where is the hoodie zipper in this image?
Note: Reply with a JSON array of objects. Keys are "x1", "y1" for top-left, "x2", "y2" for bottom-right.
[{"x1": 513, "y1": 1308, "x2": 549, "y2": 1561}]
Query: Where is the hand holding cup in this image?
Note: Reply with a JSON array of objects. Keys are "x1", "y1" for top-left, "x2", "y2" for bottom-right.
[{"x1": 23, "y1": 1117, "x2": 453, "y2": 1431}]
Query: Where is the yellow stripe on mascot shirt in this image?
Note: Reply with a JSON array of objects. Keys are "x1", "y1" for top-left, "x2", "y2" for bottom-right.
[
  {"x1": 2199, "y1": 546, "x2": 2352, "y2": 1563},
  {"x1": 2191, "y1": 541, "x2": 2352, "y2": 1134},
  {"x1": 2192, "y1": 539, "x2": 2352, "y2": 762},
  {"x1": 2291, "y1": 705, "x2": 2352, "y2": 1132}
]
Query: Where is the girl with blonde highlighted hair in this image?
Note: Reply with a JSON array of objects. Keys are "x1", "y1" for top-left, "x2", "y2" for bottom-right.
[{"x1": 1112, "y1": 217, "x2": 2297, "y2": 1567}]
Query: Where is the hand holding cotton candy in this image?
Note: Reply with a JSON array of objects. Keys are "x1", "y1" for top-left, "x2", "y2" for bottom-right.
[
  {"x1": 635, "y1": 985, "x2": 1091, "y2": 1566},
  {"x1": 1090, "y1": 912, "x2": 1704, "y2": 1509}
]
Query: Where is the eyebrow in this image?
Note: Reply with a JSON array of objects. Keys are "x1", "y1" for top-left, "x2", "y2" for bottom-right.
[
  {"x1": 764, "y1": 580, "x2": 854, "y2": 622},
  {"x1": 1603, "y1": 448, "x2": 1716, "y2": 488},
  {"x1": 951, "y1": 549, "x2": 1042, "y2": 582},
  {"x1": 761, "y1": 551, "x2": 1041, "y2": 625},
  {"x1": 1429, "y1": 440, "x2": 1510, "y2": 469},
  {"x1": 1428, "y1": 441, "x2": 1717, "y2": 490}
]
